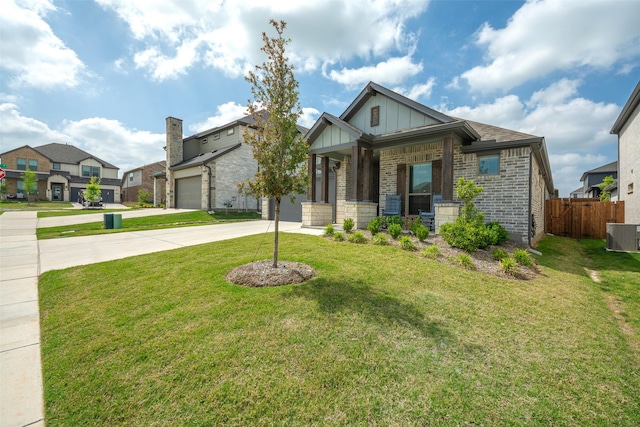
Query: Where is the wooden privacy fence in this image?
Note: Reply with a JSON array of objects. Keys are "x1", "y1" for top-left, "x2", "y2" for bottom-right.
[{"x1": 545, "y1": 198, "x2": 625, "y2": 239}]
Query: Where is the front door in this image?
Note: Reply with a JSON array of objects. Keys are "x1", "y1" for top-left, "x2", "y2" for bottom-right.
[{"x1": 52, "y1": 184, "x2": 63, "y2": 201}]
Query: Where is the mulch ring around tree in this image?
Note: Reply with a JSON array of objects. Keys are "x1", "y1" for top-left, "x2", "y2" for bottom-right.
[{"x1": 227, "y1": 260, "x2": 316, "y2": 287}]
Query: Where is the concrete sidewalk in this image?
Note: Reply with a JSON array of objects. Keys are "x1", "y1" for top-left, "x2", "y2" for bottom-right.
[{"x1": 0, "y1": 210, "x2": 322, "y2": 426}]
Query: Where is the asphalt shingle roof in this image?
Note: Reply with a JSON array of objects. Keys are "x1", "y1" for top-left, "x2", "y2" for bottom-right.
[{"x1": 33, "y1": 143, "x2": 118, "y2": 169}]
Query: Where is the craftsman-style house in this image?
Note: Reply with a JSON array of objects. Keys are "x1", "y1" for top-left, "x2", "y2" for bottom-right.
[{"x1": 303, "y1": 82, "x2": 555, "y2": 245}]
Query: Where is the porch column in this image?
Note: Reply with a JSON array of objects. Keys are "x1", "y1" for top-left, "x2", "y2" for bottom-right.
[
  {"x1": 363, "y1": 148, "x2": 373, "y2": 202},
  {"x1": 308, "y1": 153, "x2": 317, "y2": 202},
  {"x1": 351, "y1": 144, "x2": 360, "y2": 201},
  {"x1": 321, "y1": 156, "x2": 329, "y2": 203},
  {"x1": 442, "y1": 136, "x2": 454, "y2": 201}
]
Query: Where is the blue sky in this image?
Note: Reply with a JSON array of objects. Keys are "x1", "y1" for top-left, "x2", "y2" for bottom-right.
[{"x1": 1, "y1": 0, "x2": 639, "y2": 197}]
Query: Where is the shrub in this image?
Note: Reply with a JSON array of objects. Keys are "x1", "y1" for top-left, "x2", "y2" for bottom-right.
[
  {"x1": 415, "y1": 225, "x2": 429, "y2": 242},
  {"x1": 343, "y1": 218, "x2": 354, "y2": 233},
  {"x1": 372, "y1": 233, "x2": 389, "y2": 246},
  {"x1": 333, "y1": 232, "x2": 345, "y2": 241},
  {"x1": 408, "y1": 218, "x2": 423, "y2": 234},
  {"x1": 367, "y1": 217, "x2": 384, "y2": 235},
  {"x1": 500, "y1": 257, "x2": 519, "y2": 275},
  {"x1": 422, "y1": 245, "x2": 441, "y2": 259},
  {"x1": 486, "y1": 221, "x2": 509, "y2": 245},
  {"x1": 399, "y1": 236, "x2": 416, "y2": 251},
  {"x1": 456, "y1": 253, "x2": 476, "y2": 270},
  {"x1": 387, "y1": 215, "x2": 404, "y2": 227},
  {"x1": 388, "y1": 223, "x2": 403, "y2": 239},
  {"x1": 323, "y1": 223, "x2": 335, "y2": 237},
  {"x1": 491, "y1": 248, "x2": 509, "y2": 261},
  {"x1": 440, "y1": 220, "x2": 490, "y2": 252},
  {"x1": 348, "y1": 231, "x2": 367, "y2": 244},
  {"x1": 513, "y1": 248, "x2": 534, "y2": 267}
]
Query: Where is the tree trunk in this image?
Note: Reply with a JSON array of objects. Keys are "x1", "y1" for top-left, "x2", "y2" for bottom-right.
[{"x1": 273, "y1": 197, "x2": 280, "y2": 268}]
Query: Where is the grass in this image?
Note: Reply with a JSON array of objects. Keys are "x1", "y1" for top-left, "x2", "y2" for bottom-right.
[
  {"x1": 39, "y1": 234, "x2": 640, "y2": 425},
  {"x1": 36, "y1": 211, "x2": 261, "y2": 239},
  {"x1": 0, "y1": 200, "x2": 74, "y2": 210},
  {"x1": 38, "y1": 208, "x2": 133, "y2": 217}
]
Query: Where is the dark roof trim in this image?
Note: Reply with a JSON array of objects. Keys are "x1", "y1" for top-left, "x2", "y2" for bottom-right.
[
  {"x1": 579, "y1": 161, "x2": 617, "y2": 181},
  {"x1": 373, "y1": 120, "x2": 480, "y2": 145},
  {"x1": 306, "y1": 112, "x2": 369, "y2": 141},
  {"x1": 170, "y1": 143, "x2": 241, "y2": 171},
  {"x1": 460, "y1": 137, "x2": 543, "y2": 153},
  {"x1": 611, "y1": 80, "x2": 640, "y2": 134},
  {"x1": 340, "y1": 81, "x2": 456, "y2": 124}
]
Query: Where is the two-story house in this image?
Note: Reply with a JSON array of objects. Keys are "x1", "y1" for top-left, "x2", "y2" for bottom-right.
[
  {"x1": 611, "y1": 80, "x2": 640, "y2": 223},
  {"x1": 121, "y1": 161, "x2": 166, "y2": 205},
  {"x1": 0, "y1": 143, "x2": 121, "y2": 203}
]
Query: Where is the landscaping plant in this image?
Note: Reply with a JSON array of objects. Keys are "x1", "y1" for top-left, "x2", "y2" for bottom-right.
[
  {"x1": 372, "y1": 233, "x2": 389, "y2": 246},
  {"x1": 422, "y1": 245, "x2": 441, "y2": 259},
  {"x1": 491, "y1": 248, "x2": 509, "y2": 261},
  {"x1": 500, "y1": 256, "x2": 519, "y2": 276},
  {"x1": 343, "y1": 218, "x2": 354, "y2": 233},
  {"x1": 323, "y1": 223, "x2": 335, "y2": 237},
  {"x1": 367, "y1": 217, "x2": 384, "y2": 235},
  {"x1": 333, "y1": 231, "x2": 345, "y2": 241},
  {"x1": 415, "y1": 225, "x2": 429, "y2": 242},
  {"x1": 513, "y1": 248, "x2": 534, "y2": 267},
  {"x1": 348, "y1": 231, "x2": 367, "y2": 244},
  {"x1": 399, "y1": 236, "x2": 416, "y2": 251},
  {"x1": 388, "y1": 223, "x2": 402, "y2": 239},
  {"x1": 456, "y1": 253, "x2": 476, "y2": 270}
]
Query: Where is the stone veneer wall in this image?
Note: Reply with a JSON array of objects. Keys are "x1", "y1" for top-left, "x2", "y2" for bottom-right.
[
  {"x1": 212, "y1": 144, "x2": 258, "y2": 211},
  {"x1": 301, "y1": 202, "x2": 333, "y2": 227},
  {"x1": 344, "y1": 201, "x2": 378, "y2": 229},
  {"x1": 334, "y1": 157, "x2": 351, "y2": 225}
]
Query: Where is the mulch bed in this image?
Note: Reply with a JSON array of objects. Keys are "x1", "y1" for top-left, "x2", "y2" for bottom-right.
[{"x1": 227, "y1": 260, "x2": 316, "y2": 287}]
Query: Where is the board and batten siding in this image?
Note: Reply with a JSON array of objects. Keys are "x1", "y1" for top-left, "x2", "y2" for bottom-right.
[
  {"x1": 348, "y1": 95, "x2": 439, "y2": 134},
  {"x1": 311, "y1": 125, "x2": 353, "y2": 150}
]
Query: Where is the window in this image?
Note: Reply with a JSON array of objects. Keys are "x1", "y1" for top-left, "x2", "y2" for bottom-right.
[
  {"x1": 629, "y1": 183, "x2": 634, "y2": 194},
  {"x1": 28, "y1": 159, "x2": 38, "y2": 171},
  {"x1": 227, "y1": 128, "x2": 234, "y2": 136},
  {"x1": 129, "y1": 174, "x2": 134, "y2": 181},
  {"x1": 408, "y1": 163, "x2": 432, "y2": 215},
  {"x1": 53, "y1": 162, "x2": 61, "y2": 170},
  {"x1": 17, "y1": 158, "x2": 26, "y2": 170},
  {"x1": 478, "y1": 154, "x2": 499, "y2": 175},
  {"x1": 82, "y1": 165, "x2": 100, "y2": 177},
  {"x1": 370, "y1": 106, "x2": 380, "y2": 127},
  {"x1": 213, "y1": 133, "x2": 220, "y2": 140},
  {"x1": 17, "y1": 181, "x2": 24, "y2": 191}
]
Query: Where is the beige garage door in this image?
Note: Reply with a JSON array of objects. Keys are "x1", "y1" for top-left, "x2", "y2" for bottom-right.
[{"x1": 176, "y1": 176, "x2": 201, "y2": 209}]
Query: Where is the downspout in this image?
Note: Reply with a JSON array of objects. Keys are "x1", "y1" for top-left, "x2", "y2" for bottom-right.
[{"x1": 204, "y1": 164, "x2": 212, "y2": 212}]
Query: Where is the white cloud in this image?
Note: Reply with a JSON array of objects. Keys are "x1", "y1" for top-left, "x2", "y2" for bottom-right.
[
  {"x1": 442, "y1": 79, "x2": 620, "y2": 196},
  {"x1": 460, "y1": 0, "x2": 640, "y2": 92},
  {"x1": 0, "y1": 103, "x2": 164, "y2": 176},
  {"x1": 394, "y1": 77, "x2": 436, "y2": 102},
  {"x1": 188, "y1": 102, "x2": 249, "y2": 134},
  {"x1": 0, "y1": 0, "x2": 86, "y2": 89},
  {"x1": 328, "y1": 56, "x2": 423, "y2": 87},
  {"x1": 95, "y1": 0, "x2": 429, "y2": 82},
  {"x1": 299, "y1": 107, "x2": 320, "y2": 129}
]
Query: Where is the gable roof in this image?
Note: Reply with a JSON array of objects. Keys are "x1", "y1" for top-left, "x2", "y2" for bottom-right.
[
  {"x1": 580, "y1": 161, "x2": 617, "y2": 182},
  {"x1": 33, "y1": 143, "x2": 118, "y2": 169},
  {"x1": 341, "y1": 81, "x2": 455, "y2": 124},
  {"x1": 122, "y1": 160, "x2": 166, "y2": 176},
  {"x1": 611, "y1": 80, "x2": 640, "y2": 134}
]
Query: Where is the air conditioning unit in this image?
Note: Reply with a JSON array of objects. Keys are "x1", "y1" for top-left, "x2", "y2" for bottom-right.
[{"x1": 606, "y1": 223, "x2": 640, "y2": 252}]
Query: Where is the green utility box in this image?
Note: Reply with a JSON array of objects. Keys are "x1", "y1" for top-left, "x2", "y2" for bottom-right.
[
  {"x1": 113, "y1": 213, "x2": 122, "y2": 229},
  {"x1": 104, "y1": 213, "x2": 113, "y2": 229}
]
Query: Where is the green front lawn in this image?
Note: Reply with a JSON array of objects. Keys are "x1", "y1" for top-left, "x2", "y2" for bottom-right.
[
  {"x1": 39, "y1": 235, "x2": 640, "y2": 425},
  {"x1": 0, "y1": 200, "x2": 74, "y2": 210},
  {"x1": 36, "y1": 211, "x2": 262, "y2": 239}
]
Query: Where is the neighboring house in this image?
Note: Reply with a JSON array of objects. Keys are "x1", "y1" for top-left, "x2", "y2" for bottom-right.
[
  {"x1": 611, "y1": 80, "x2": 640, "y2": 223},
  {"x1": 579, "y1": 161, "x2": 618, "y2": 199},
  {"x1": 570, "y1": 187, "x2": 585, "y2": 198},
  {"x1": 121, "y1": 161, "x2": 166, "y2": 205},
  {"x1": 164, "y1": 115, "x2": 261, "y2": 210},
  {"x1": 0, "y1": 143, "x2": 121, "y2": 202},
  {"x1": 303, "y1": 82, "x2": 555, "y2": 245}
]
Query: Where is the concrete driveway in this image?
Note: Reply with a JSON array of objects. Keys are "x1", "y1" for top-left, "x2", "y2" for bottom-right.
[{"x1": 0, "y1": 209, "x2": 322, "y2": 427}]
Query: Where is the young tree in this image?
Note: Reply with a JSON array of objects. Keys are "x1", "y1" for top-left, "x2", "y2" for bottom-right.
[
  {"x1": 85, "y1": 176, "x2": 102, "y2": 204},
  {"x1": 597, "y1": 175, "x2": 615, "y2": 201},
  {"x1": 242, "y1": 20, "x2": 309, "y2": 268},
  {"x1": 20, "y1": 169, "x2": 38, "y2": 205}
]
